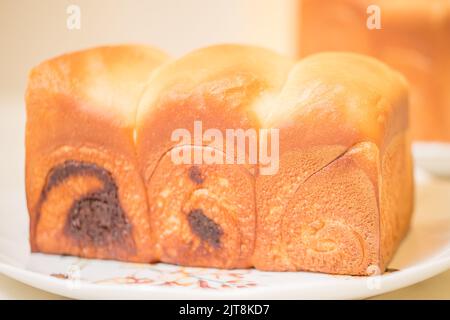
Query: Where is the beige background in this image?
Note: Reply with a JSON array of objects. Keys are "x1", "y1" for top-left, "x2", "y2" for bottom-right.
[
  {"x1": 0, "y1": 0, "x2": 298, "y2": 98},
  {"x1": 0, "y1": 0, "x2": 448, "y2": 299}
]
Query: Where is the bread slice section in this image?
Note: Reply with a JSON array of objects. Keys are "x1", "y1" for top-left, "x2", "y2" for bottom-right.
[
  {"x1": 26, "y1": 45, "x2": 169, "y2": 262},
  {"x1": 253, "y1": 52, "x2": 413, "y2": 274}
]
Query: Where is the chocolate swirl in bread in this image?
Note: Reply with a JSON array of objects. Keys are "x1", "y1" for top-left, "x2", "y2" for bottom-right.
[
  {"x1": 26, "y1": 45, "x2": 169, "y2": 263},
  {"x1": 38, "y1": 160, "x2": 133, "y2": 249},
  {"x1": 187, "y1": 208, "x2": 223, "y2": 248}
]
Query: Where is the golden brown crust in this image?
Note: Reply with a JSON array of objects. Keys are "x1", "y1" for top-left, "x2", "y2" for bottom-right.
[
  {"x1": 136, "y1": 44, "x2": 294, "y2": 180},
  {"x1": 135, "y1": 45, "x2": 412, "y2": 274},
  {"x1": 26, "y1": 45, "x2": 170, "y2": 262},
  {"x1": 146, "y1": 147, "x2": 255, "y2": 268},
  {"x1": 26, "y1": 44, "x2": 413, "y2": 275},
  {"x1": 252, "y1": 52, "x2": 411, "y2": 273}
]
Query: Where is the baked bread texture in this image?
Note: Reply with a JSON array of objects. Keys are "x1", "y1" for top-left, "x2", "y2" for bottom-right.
[
  {"x1": 299, "y1": 0, "x2": 450, "y2": 142},
  {"x1": 26, "y1": 45, "x2": 169, "y2": 262},
  {"x1": 136, "y1": 45, "x2": 413, "y2": 275},
  {"x1": 26, "y1": 44, "x2": 414, "y2": 275},
  {"x1": 135, "y1": 46, "x2": 293, "y2": 268}
]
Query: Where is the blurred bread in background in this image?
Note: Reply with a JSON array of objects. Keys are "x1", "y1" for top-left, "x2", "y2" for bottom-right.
[{"x1": 299, "y1": 0, "x2": 450, "y2": 142}]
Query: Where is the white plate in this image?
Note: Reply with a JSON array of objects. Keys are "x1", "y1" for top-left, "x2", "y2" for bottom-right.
[
  {"x1": 413, "y1": 142, "x2": 450, "y2": 177},
  {"x1": 0, "y1": 168, "x2": 449, "y2": 300},
  {"x1": 0, "y1": 103, "x2": 449, "y2": 299}
]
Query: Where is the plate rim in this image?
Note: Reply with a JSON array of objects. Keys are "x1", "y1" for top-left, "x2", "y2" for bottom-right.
[{"x1": 0, "y1": 254, "x2": 449, "y2": 300}]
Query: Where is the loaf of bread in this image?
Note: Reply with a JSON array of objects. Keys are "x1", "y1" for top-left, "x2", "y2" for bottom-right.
[
  {"x1": 26, "y1": 44, "x2": 413, "y2": 275},
  {"x1": 26, "y1": 45, "x2": 169, "y2": 262},
  {"x1": 299, "y1": 0, "x2": 450, "y2": 142}
]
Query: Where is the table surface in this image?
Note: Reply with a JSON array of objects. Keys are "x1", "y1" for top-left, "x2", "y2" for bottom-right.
[{"x1": 0, "y1": 270, "x2": 449, "y2": 299}]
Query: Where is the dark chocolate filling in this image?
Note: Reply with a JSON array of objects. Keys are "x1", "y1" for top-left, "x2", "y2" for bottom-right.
[
  {"x1": 187, "y1": 208, "x2": 223, "y2": 248},
  {"x1": 188, "y1": 166, "x2": 204, "y2": 184},
  {"x1": 40, "y1": 160, "x2": 133, "y2": 248}
]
